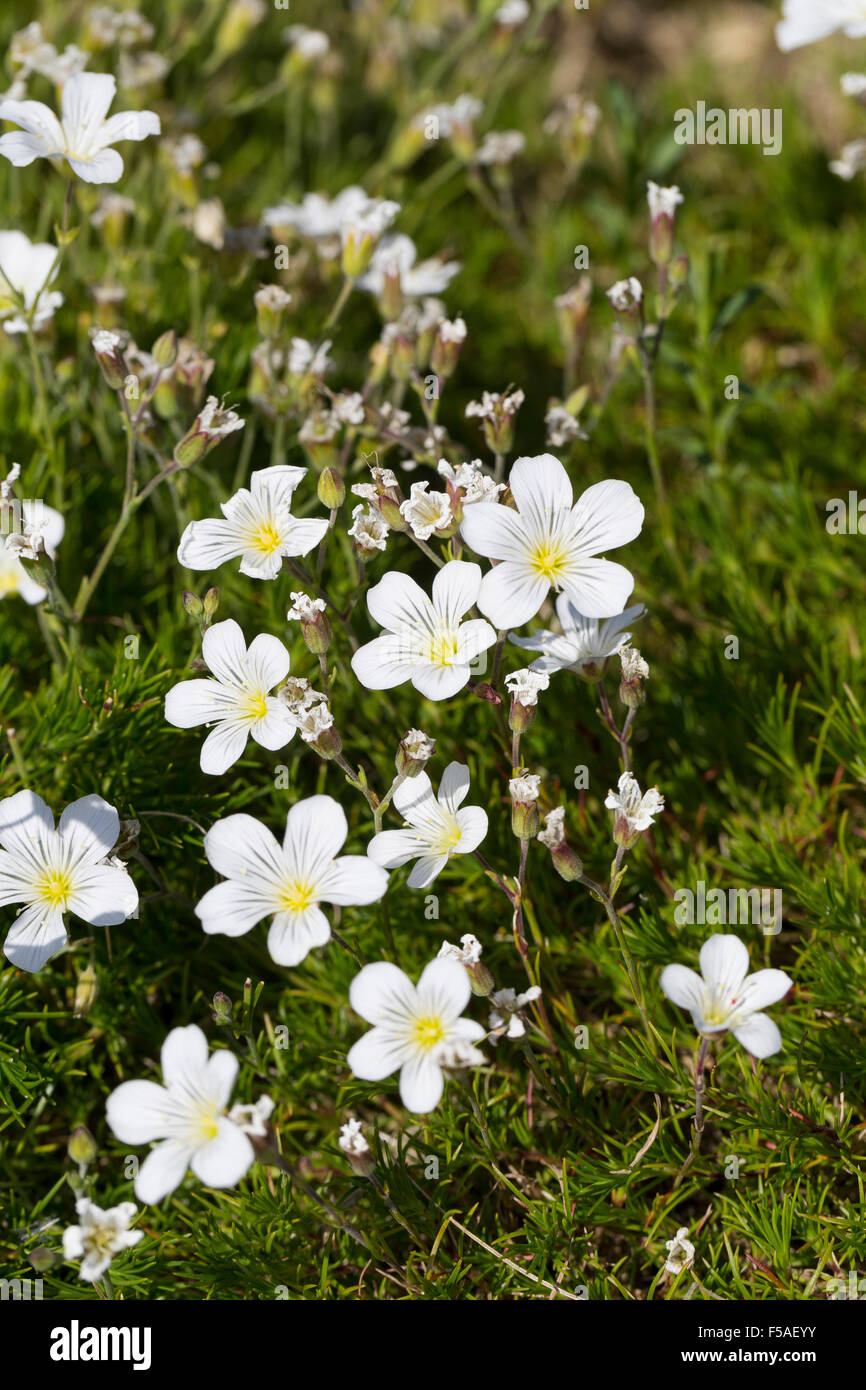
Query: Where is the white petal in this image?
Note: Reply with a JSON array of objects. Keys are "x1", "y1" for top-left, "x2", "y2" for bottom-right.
[
  {"x1": 351, "y1": 635, "x2": 416, "y2": 690},
  {"x1": 164, "y1": 678, "x2": 230, "y2": 729},
  {"x1": 438, "y1": 761, "x2": 470, "y2": 813},
  {"x1": 399, "y1": 1053, "x2": 444, "y2": 1113},
  {"x1": 349, "y1": 961, "x2": 416, "y2": 1025},
  {"x1": 61, "y1": 73, "x2": 116, "y2": 135},
  {"x1": 406, "y1": 853, "x2": 449, "y2": 888},
  {"x1": 460, "y1": 501, "x2": 529, "y2": 562},
  {"x1": 0, "y1": 789, "x2": 54, "y2": 862},
  {"x1": 735, "y1": 969, "x2": 792, "y2": 1014},
  {"x1": 3, "y1": 902, "x2": 66, "y2": 971},
  {"x1": 411, "y1": 662, "x2": 472, "y2": 701},
  {"x1": 366, "y1": 569, "x2": 434, "y2": 632},
  {"x1": 135, "y1": 1139, "x2": 194, "y2": 1203},
  {"x1": 200, "y1": 1049, "x2": 239, "y2": 1110},
  {"x1": 570, "y1": 479, "x2": 644, "y2": 555},
  {"x1": 245, "y1": 632, "x2": 292, "y2": 690},
  {"x1": 559, "y1": 558, "x2": 635, "y2": 619},
  {"x1": 0, "y1": 98, "x2": 64, "y2": 148},
  {"x1": 200, "y1": 719, "x2": 251, "y2": 774},
  {"x1": 160, "y1": 1024, "x2": 210, "y2": 1089},
  {"x1": 0, "y1": 130, "x2": 58, "y2": 165},
  {"x1": 196, "y1": 878, "x2": 272, "y2": 937},
  {"x1": 97, "y1": 109, "x2": 161, "y2": 147},
  {"x1": 283, "y1": 795, "x2": 347, "y2": 878},
  {"x1": 67, "y1": 864, "x2": 137, "y2": 925},
  {"x1": 249, "y1": 704, "x2": 295, "y2": 751},
  {"x1": 201, "y1": 619, "x2": 248, "y2": 683},
  {"x1": 190, "y1": 1119, "x2": 254, "y2": 1189},
  {"x1": 660, "y1": 964, "x2": 705, "y2": 1012},
  {"x1": 455, "y1": 805, "x2": 488, "y2": 853},
  {"x1": 203, "y1": 813, "x2": 283, "y2": 882},
  {"x1": 730, "y1": 1013, "x2": 783, "y2": 1059},
  {"x1": 267, "y1": 905, "x2": 331, "y2": 965},
  {"x1": 416, "y1": 956, "x2": 471, "y2": 1021},
  {"x1": 279, "y1": 516, "x2": 329, "y2": 557},
  {"x1": 106, "y1": 1080, "x2": 170, "y2": 1143},
  {"x1": 66, "y1": 149, "x2": 124, "y2": 183},
  {"x1": 431, "y1": 560, "x2": 482, "y2": 625},
  {"x1": 509, "y1": 453, "x2": 573, "y2": 529},
  {"x1": 316, "y1": 855, "x2": 389, "y2": 906},
  {"x1": 453, "y1": 618, "x2": 497, "y2": 668},
  {"x1": 177, "y1": 518, "x2": 243, "y2": 571},
  {"x1": 347, "y1": 1025, "x2": 411, "y2": 1081},
  {"x1": 366, "y1": 828, "x2": 427, "y2": 869},
  {"x1": 477, "y1": 561, "x2": 549, "y2": 628},
  {"x1": 250, "y1": 464, "x2": 307, "y2": 508},
  {"x1": 699, "y1": 935, "x2": 750, "y2": 996},
  {"x1": 58, "y1": 795, "x2": 120, "y2": 867}
]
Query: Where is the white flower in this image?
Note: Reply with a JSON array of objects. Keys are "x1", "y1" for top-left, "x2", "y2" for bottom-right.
[
  {"x1": 437, "y1": 316, "x2": 467, "y2": 343},
  {"x1": 777, "y1": 0, "x2": 866, "y2": 51},
  {"x1": 509, "y1": 773, "x2": 541, "y2": 803},
  {"x1": 604, "y1": 771, "x2": 664, "y2": 834},
  {"x1": 437, "y1": 457, "x2": 504, "y2": 505},
  {"x1": 262, "y1": 185, "x2": 371, "y2": 251},
  {"x1": 357, "y1": 234, "x2": 460, "y2": 299},
  {"x1": 367, "y1": 762, "x2": 488, "y2": 889},
  {"x1": 62, "y1": 1198, "x2": 142, "y2": 1281},
  {"x1": 338, "y1": 1117, "x2": 369, "y2": 1157},
  {"x1": 504, "y1": 667, "x2": 549, "y2": 707},
  {"x1": 510, "y1": 598, "x2": 644, "y2": 678},
  {"x1": 495, "y1": 0, "x2": 530, "y2": 26},
  {"x1": 438, "y1": 933, "x2": 483, "y2": 966},
  {"x1": 425, "y1": 95, "x2": 483, "y2": 138},
  {"x1": 288, "y1": 336, "x2": 333, "y2": 377},
  {"x1": 841, "y1": 71, "x2": 866, "y2": 95},
  {"x1": 399, "y1": 481, "x2": 453, "y2": 540},
  {"x1": 287, "y1": 591, "x2": 326, "y2": 622},
  {"x1": 606, "y1": 277, "x2": 643, "y2": 312},
  {"x1": 228, "y1": 1095, "x2": 274, "y2": 1138},
  {"x1": 164, "y1": 619, "x2": 294, "y2": 776},
  {"x1": 0, "y1": 72, "x2": 160, "y2": 183},
  {"x1": 830, "y1": 139, "x2": 866, "y2": 179},
  {"x1": 195, "y1": 796, "x2": 388, "y2": 967},
  {"x1": 332, "y1": 391, "x2": 366, "y2": 425},
  {"x1": 545, "y1": 406, "x2": 584, "y2": 448},
  {"x1": 664, "y1": 1227, "x2": 695, "y2": 1276},
  {"x1": 460, "y1": 453, "x2": 644, "y2": 629},
  {"x1": 188, "y1": 197, "x2": 226, "y2": 250},
  {"x1": 0, "y1": 500, "x2": 64, "y2": 603},
  {"x1": 347, "y1": 958, "x2": 486, "y2": 1113},
  {"x1": 0, "y1": 231, "x2": 63, "y2": 333},
  {"x1": 0, "y1": 791, "x2": 138, "y2": 972},
  {"x1": 351, "y1": 560, "x2": 497, "y2": 700},
  {"x1": 292, "y1": 701, "x2": 335, "y2": 745},
  {"x1": 476, "y1": 131, "x2": 525, "y2": 165},
  {"x1": 660, "y1": 935, "x2": 792, "y2": 1058},
  {"x1": 464, "y1": 387, "x2": 524, "y2": 422},
  {"x1": 177, "y1": 465, "x2": 328, "y2": 579},
  {"x1": 647, "y1": 181, "x2": 684, "y2": 220},
  {"x1": 488, "y1": 985, "x2": 541, "y2": 1040},
  {"x1": 537, "y1": 806, "x2": 565, "y2": 849},
  {"x1": 106, "y1": 1024, "x2": 262, "y2": 1202},
  {"x1": 286, "y1": 25, "x2": 330, "y2": 60},
  {"x1": 349, "y1": 503, "x2": 389, "y2": 554}
]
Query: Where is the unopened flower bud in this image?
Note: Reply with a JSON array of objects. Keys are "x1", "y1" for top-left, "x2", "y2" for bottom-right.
[
  {"x1": 152, "y1": 328, "x2": 178, "y2": 368},
  {"x1": 29, "y1": 1246, "x2": 61, "y2": 1273},
  {"x1": 538, "y1": 808, "x2": 584, "y2": 881},
  {"x1": 212, "y1": 991, "x2": 233, "y2": 1025},
  {"x1": 255, "y1": 284, "x2": 292, "y2": 338},
  {"x1": 505, "y1": 668, "x2": 549, "y2": 735},
  {"x1": 203, "y1": 587, "x2": 220, "y2": 620},
  {"x1": 68, "y1": 1126, "x2": 98, "y2": 1168},
  {"x1": 619, "y1": 646, "x2": 648, "y2": 708},
  {"x1": 73, "y1": 964, "x2": 99, "y2": 1018},
  {"x1": 92, "y1": 329, "x2": 127, "y2": 390},
  {"x1": 647, "y1": 182, "x2": 684, "y2": 267},
  {"x1": 288, "y1": 591, "x2": 331, "y2": 654},
  {"x1": 318, "y1": 467, "x2": 345, "y2": 510},
  {"x1": 339, "y1": 1118, "x2": 375, "y2": 1176},
  {"x1": 183, "y1": 590, "x2": 203, "y2": 617},
  {"x1": 509, "y1": 772, "x2": 541, "y2": 839}
]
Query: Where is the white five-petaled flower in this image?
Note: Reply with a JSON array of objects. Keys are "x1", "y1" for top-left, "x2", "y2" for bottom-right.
[
  {"x1": 0, "y1": 231, "x2": 63, "y2": 333},
  {"x1": 347, "y1": 958, "x2": 486, "y2": 1113},
  {"x1": 351, "y1": 560, "x2": 497, "y2": 700},
  {"x1": 339, "y1": 1116, "x2": 370, "y2": 1156},
  {"x1": 0, "y1": 791, "x2": 138, "y2": 972},
  {"x1": 437, "y1": 457, "x2": 504, "y2": 505},
  {"x1": 504, "y1": 667, "x2": 549, "y2": 706},
  {"x1": 106, "y1": 1024, "x2": 265, "y2": 1203},
  {"x1": 438, "y1": 932, "x2": 483, "y2": 966},
  {"x1": 510, "y1": 596, "x2": 645, "y2": 678},
  {"x1": 177, "y1": 465, "x2": 328, "y2": 579},
  {"x1": 664, "y1": 1227, "x2": 695, "y2": 1276},
  {"x1": 399, "y1": 480, "x2": 453, "y2": 540},
  {"x1": 660, "y1": 934, "x2": 792, "y2": 1059},
  {"x1": 776, "y1": 0, "x2": 866, "y2": 51},
  {"x1": 195, "y1": 796, "x2": 388, "y2": 967},
  {"x1": 357, "y1": 234, "x2": 460, "y2": 299},
  {"x1": 164, "y1": 618, "x2": 294, "y2": 776},
  {"x1": 0, "y1": 500, "x2": 64, "y2": 604},
  {"x1": 460, "y1": 454, "x2": 644, "y2": 629},
  {"x1": 488, "y1": 985, "x2": 541, "y2": 1041},
  {"x1": 606, "y1": 277, "x2": 643, "y2": 313},
  {"x1": 367, "y1": 762, "x2": 488, "y2": 889},
  {"x1": 647, "y1": 181, "x2": 684, "y2": 221},
  {"x1": 62, "y1": 1198, "x2": 142, "y2": 1281},
  {"x1": 0, "y1": 72, "x2": 160, "y2": 183},
  {"x1": 604, "y1": 771, "x2": 664, "y2": 839}
]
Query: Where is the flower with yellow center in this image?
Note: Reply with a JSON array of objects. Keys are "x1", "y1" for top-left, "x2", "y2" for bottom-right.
[
  {"x1": 661, "y1": 934, "x2": 792, "y2": 1059},
  {"x1": 352, "y1": 560, "x2": 496, "y2": 701},
  {"x1": 0, "y1": 500, "x2": 65, "y2": 604},
  {"x1": 62, "y1": 1198, "x2": 142, "y2": 1283},
  {"x1": 177, "y1": 465, "x2": 329, "y2": 580},
  {"x1": 164, "y1": 618, "x2": 295, "y2": 776},
  {"x1": 367, "y1": 761, "x2": 488, "y2": 889},
  {"x1": 460, "y1": 452, "x2": 644, "y2": 630},
  {"x1": 348, "y1": 958, "x2": 486, "y2": 1113},
  {"x1": 106, "y1": 1024, "x2": 272, "y2": 1204},
  {"x1": 0, "y1": 789, "x2": 138, "y2": 973},
  {"x1": 195, "y1": 795, "x2": 389, "y2": 968}
]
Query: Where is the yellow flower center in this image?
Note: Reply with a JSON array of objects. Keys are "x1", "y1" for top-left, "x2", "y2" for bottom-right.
[
  {"x1": 251, "y1": 520, "x2": 283, "y2": 555},
  {"x1": 189, "y1": 1101, "x2": 221, "y2": 1144},
  {"x1": 241, "y1": 689, "x2": 269, "y2": 722},
  {"x1": 37, "y1": 869, "x2": 73, "y2": 910},
  {"x1": 0, "y1": 567, "x2": 20, "y2": 596},
  {"x1": 411, "y1": 1015, "x2": 446, "y2": 1052},
  {"x1": 279, "y1": 879, "x2": 316, "y2": 914},
  {"x1": 529, "y1": 540, "x2": 567, "y2": 584},
  {"x1": 427, "y1": 629, "x2": 459, "y2": 667}
]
